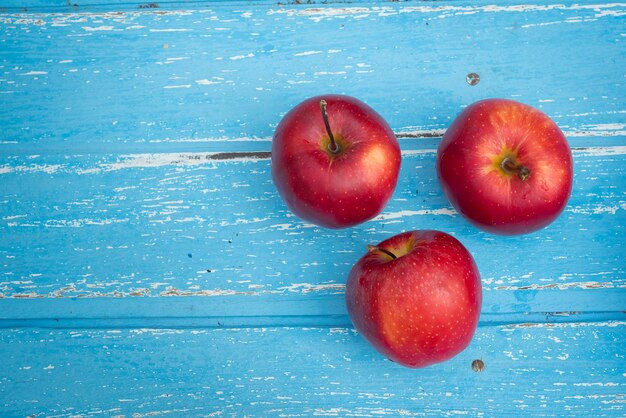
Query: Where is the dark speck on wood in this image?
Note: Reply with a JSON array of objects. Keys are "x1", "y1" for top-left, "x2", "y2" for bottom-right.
[
  {"x1": 466, "y1": 72, "x2": 481, "y2": 86},
  {"x1": 472, "y1": 359, "x2": 485, "y2": 372}
]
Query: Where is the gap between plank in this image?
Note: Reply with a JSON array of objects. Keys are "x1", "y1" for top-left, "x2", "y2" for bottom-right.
[{"x1": 0, "y1": 310, "x2": 624, "y2": 330}]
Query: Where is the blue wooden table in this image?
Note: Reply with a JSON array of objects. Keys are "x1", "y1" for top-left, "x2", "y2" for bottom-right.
[{"x1": 1, "y1": 0, "x2": 625, "y2": 416}]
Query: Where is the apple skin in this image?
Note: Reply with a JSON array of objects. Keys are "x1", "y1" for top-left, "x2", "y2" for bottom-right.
[
  {"x1": 437, "y1": 98, "x2": 573, "y2": 235},
  {"x1": 345, "y1": 230, "x2": 482, "y2": 368},
  {"x1": 271, "y1": 95, "x2": 401, "y2": 229}
]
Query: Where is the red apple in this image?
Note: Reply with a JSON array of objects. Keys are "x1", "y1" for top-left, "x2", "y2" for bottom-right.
[
  {"x1": 271, "y1": 95, "x2": 401, "y2": 228},
  {"x1": 345, "y1": 230, "x2": 482, "y2": 368},
  {"x1": 437, "y1": 98, "x2": 573, "y2": 235}
]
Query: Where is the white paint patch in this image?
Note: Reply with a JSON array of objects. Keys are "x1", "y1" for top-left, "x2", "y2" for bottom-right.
[
  {"x1": 566, "y1": 130, "x2": 626, "y2": 137},
  {"x1": 82, "y1": 26, "x2": 115, "y2": 31},
  {"x1": 503, "y1": 321, "x2": 626, "y2": 330},
  {"x1": 219, "y1": 217, "x2": 269, "y2": 227},
  {"x1": 148, "y1": 136, "x2": 270, "y2": 143},
  {"x1": 495, "y1": 281, "x2": 622, "y2": 291},
  {"x1": 0, "y1": 164, "x2": 62, "y2": 174},
  {"x1": 19, "y1": 71, "x2": 48, "y2": 76},
  {"x1": 79, "y1": 152, "x2": 266, "y2": 173},
  {"x1": 270, "y1": 224, "x2": 293, "y2": 231},
  {"x1": 277, "y1": 283, "x2": 345, "y2": 294},
  {"x1": 375, "y1": 208, "x2": 457, "y2": 221},
  {"x1": 163, "y1": 85, "x2": 192, "y2": 89},
  {"x1": 268, "y1": 3, "x2": 626, "y2": 25},
  {"x1": 293, "y1": 50, "x2": 323, "y2": 56},
  {"x1": 268, "y1": 6, "x2": 370, "y2": 21},
  {"x1": 401, "y1": 149, "x2": 438, "y2": 156},
  {"x1": 314, "y1": 71, "x2": 347, "y2": 75},
  {"x1": 580, "y1": 122, "x2": 626, "y2": 131},
  {"x1": 43, "y1": 218, "x2": 130, "y2": 228},
  {"x1": 396, "y1": 129, "x2": 446, "y2": 138},
  {"x1": 195, "y1": 79, "x2": 221, "y2": 85},
  {"x1": 568, "y1": 203, "x2": 626, "y2": 215},
  {"x1": 149, "y1": 29, "x2": 192, "y2": 32},
  {"x1": 267, "y1": 222, "x2": 316, "y2": 231},
  {"x1": 160, "y1": 287, "x2": 254, "y2": 297},
  {"x1": 3, "y1": 215, "x2": 27, "y2": 221},
  {"x1": 230, "y1": 53, "x2": 254, "y2": 60},
  {"x1": 522, "y1": 20, "x2": 573, "y2": 28},
  {"x1": 574, "y1": 146, "x2": 626, "y2": 156},
  {"x1": 43, "y1": 364, "x2": 55, "y2": 370}
]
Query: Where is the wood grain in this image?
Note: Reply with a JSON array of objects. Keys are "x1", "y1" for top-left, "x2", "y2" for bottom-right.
[
  {"x1": 1, "y1": 0, "x2": 625, "y2": 415},
  {"x1": 1, "y1": 1, "x2": 624, "y2": 151},
  {"x1": 1, "y1": 144, "x2": 625, "y2": 318},
  {"x1": 1, "y1": 322, "x2": 625, "y2": 416}
]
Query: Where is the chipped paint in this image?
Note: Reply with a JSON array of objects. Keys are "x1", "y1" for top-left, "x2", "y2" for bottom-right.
[
  {"x1": 568, "y1": 203, "x2": 626, "y2": 215},
  {"x1": 375, "y1": 208, "x2": 457, "y2": 220},
  {"x1": 19, "y1": 70, "x2": 48, "y2": 76},
  {"x1": 277, "y1": 283, "x2": 345, "y2": 294},
  {"x1": 293, "y1": 50, "x2": 323, "y2": 56},
  {"x1": 495, "y1": 281, "x2": 624, "y2": 291},
  {"x1": 571, "y1": 146, "x2": 626, "y2": 156},
  {"x1": 502, "y1": 321, "x2": 626, "y2": 329},
  {"x1": 80, "y1": 152, "x2": 269, "y2": 173},
  {"x1": 82, "y1": 25, "x2": 115, "y2": 31},
  {"x1": 266, "y1": 3, "x2": 626, "y2": 23},
  {"x1": 7, "y1": 144, "x2": 622, "y2": 176},
  {"x1": 0, "y1": 1, "x2": 625, "y2": 416},
  {"x1": 3, "y1": 282, "x2": 348, "y2": 299}
]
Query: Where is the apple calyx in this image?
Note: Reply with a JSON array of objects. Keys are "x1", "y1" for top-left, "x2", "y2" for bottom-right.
[
  {"x1": 501, "y1": 156, "x2": 531, "y2": 181},
  {"x1": 319, "y1": 99, "x2": 339, "y2": 154},
  {"x1": 366, "y1": 244, "x2": 397, "y2": 260}
]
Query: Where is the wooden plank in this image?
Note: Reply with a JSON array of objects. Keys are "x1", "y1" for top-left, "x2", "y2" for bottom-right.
[
  {"x1": 1, "y1": 0, "x2": 625, "y2": 415},
  {"x1": 1, "y1": 1, "x2": 625, "y2": 151},
  {"x1": 1, "y1": 0, "x2": 388, "y2": 12},
  {"x1": 1, "y1": 297, "x2": 624, "y2": 329},
  {"x1": 1, "y1": 144, "x2": 625, "y2": 317},
  {"x1": 1, "y1": 322, "x2": 625, "y2": 416}
]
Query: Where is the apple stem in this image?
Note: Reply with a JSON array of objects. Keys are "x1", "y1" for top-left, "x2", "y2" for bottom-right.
[
  {"x1": 367, "y1": 245, "x2": 397, "y2": 260},
  {"x1": 501, "y1": 157, "x2": 531, "y2": 181},
  {"x1": 320, "y1": 99, "x2": 339, "y2": 153}
]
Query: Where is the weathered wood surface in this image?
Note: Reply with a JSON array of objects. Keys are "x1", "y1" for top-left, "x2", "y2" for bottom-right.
[
  {"x1": 2, "y1": 323, "x2": 626, "y2": 417},
  {"x1": 1, "y1": 0, "x2": 625, "y2": 416},
  {"x1": 1, "y1": 147, "x2": 625, "y2": 319}
]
